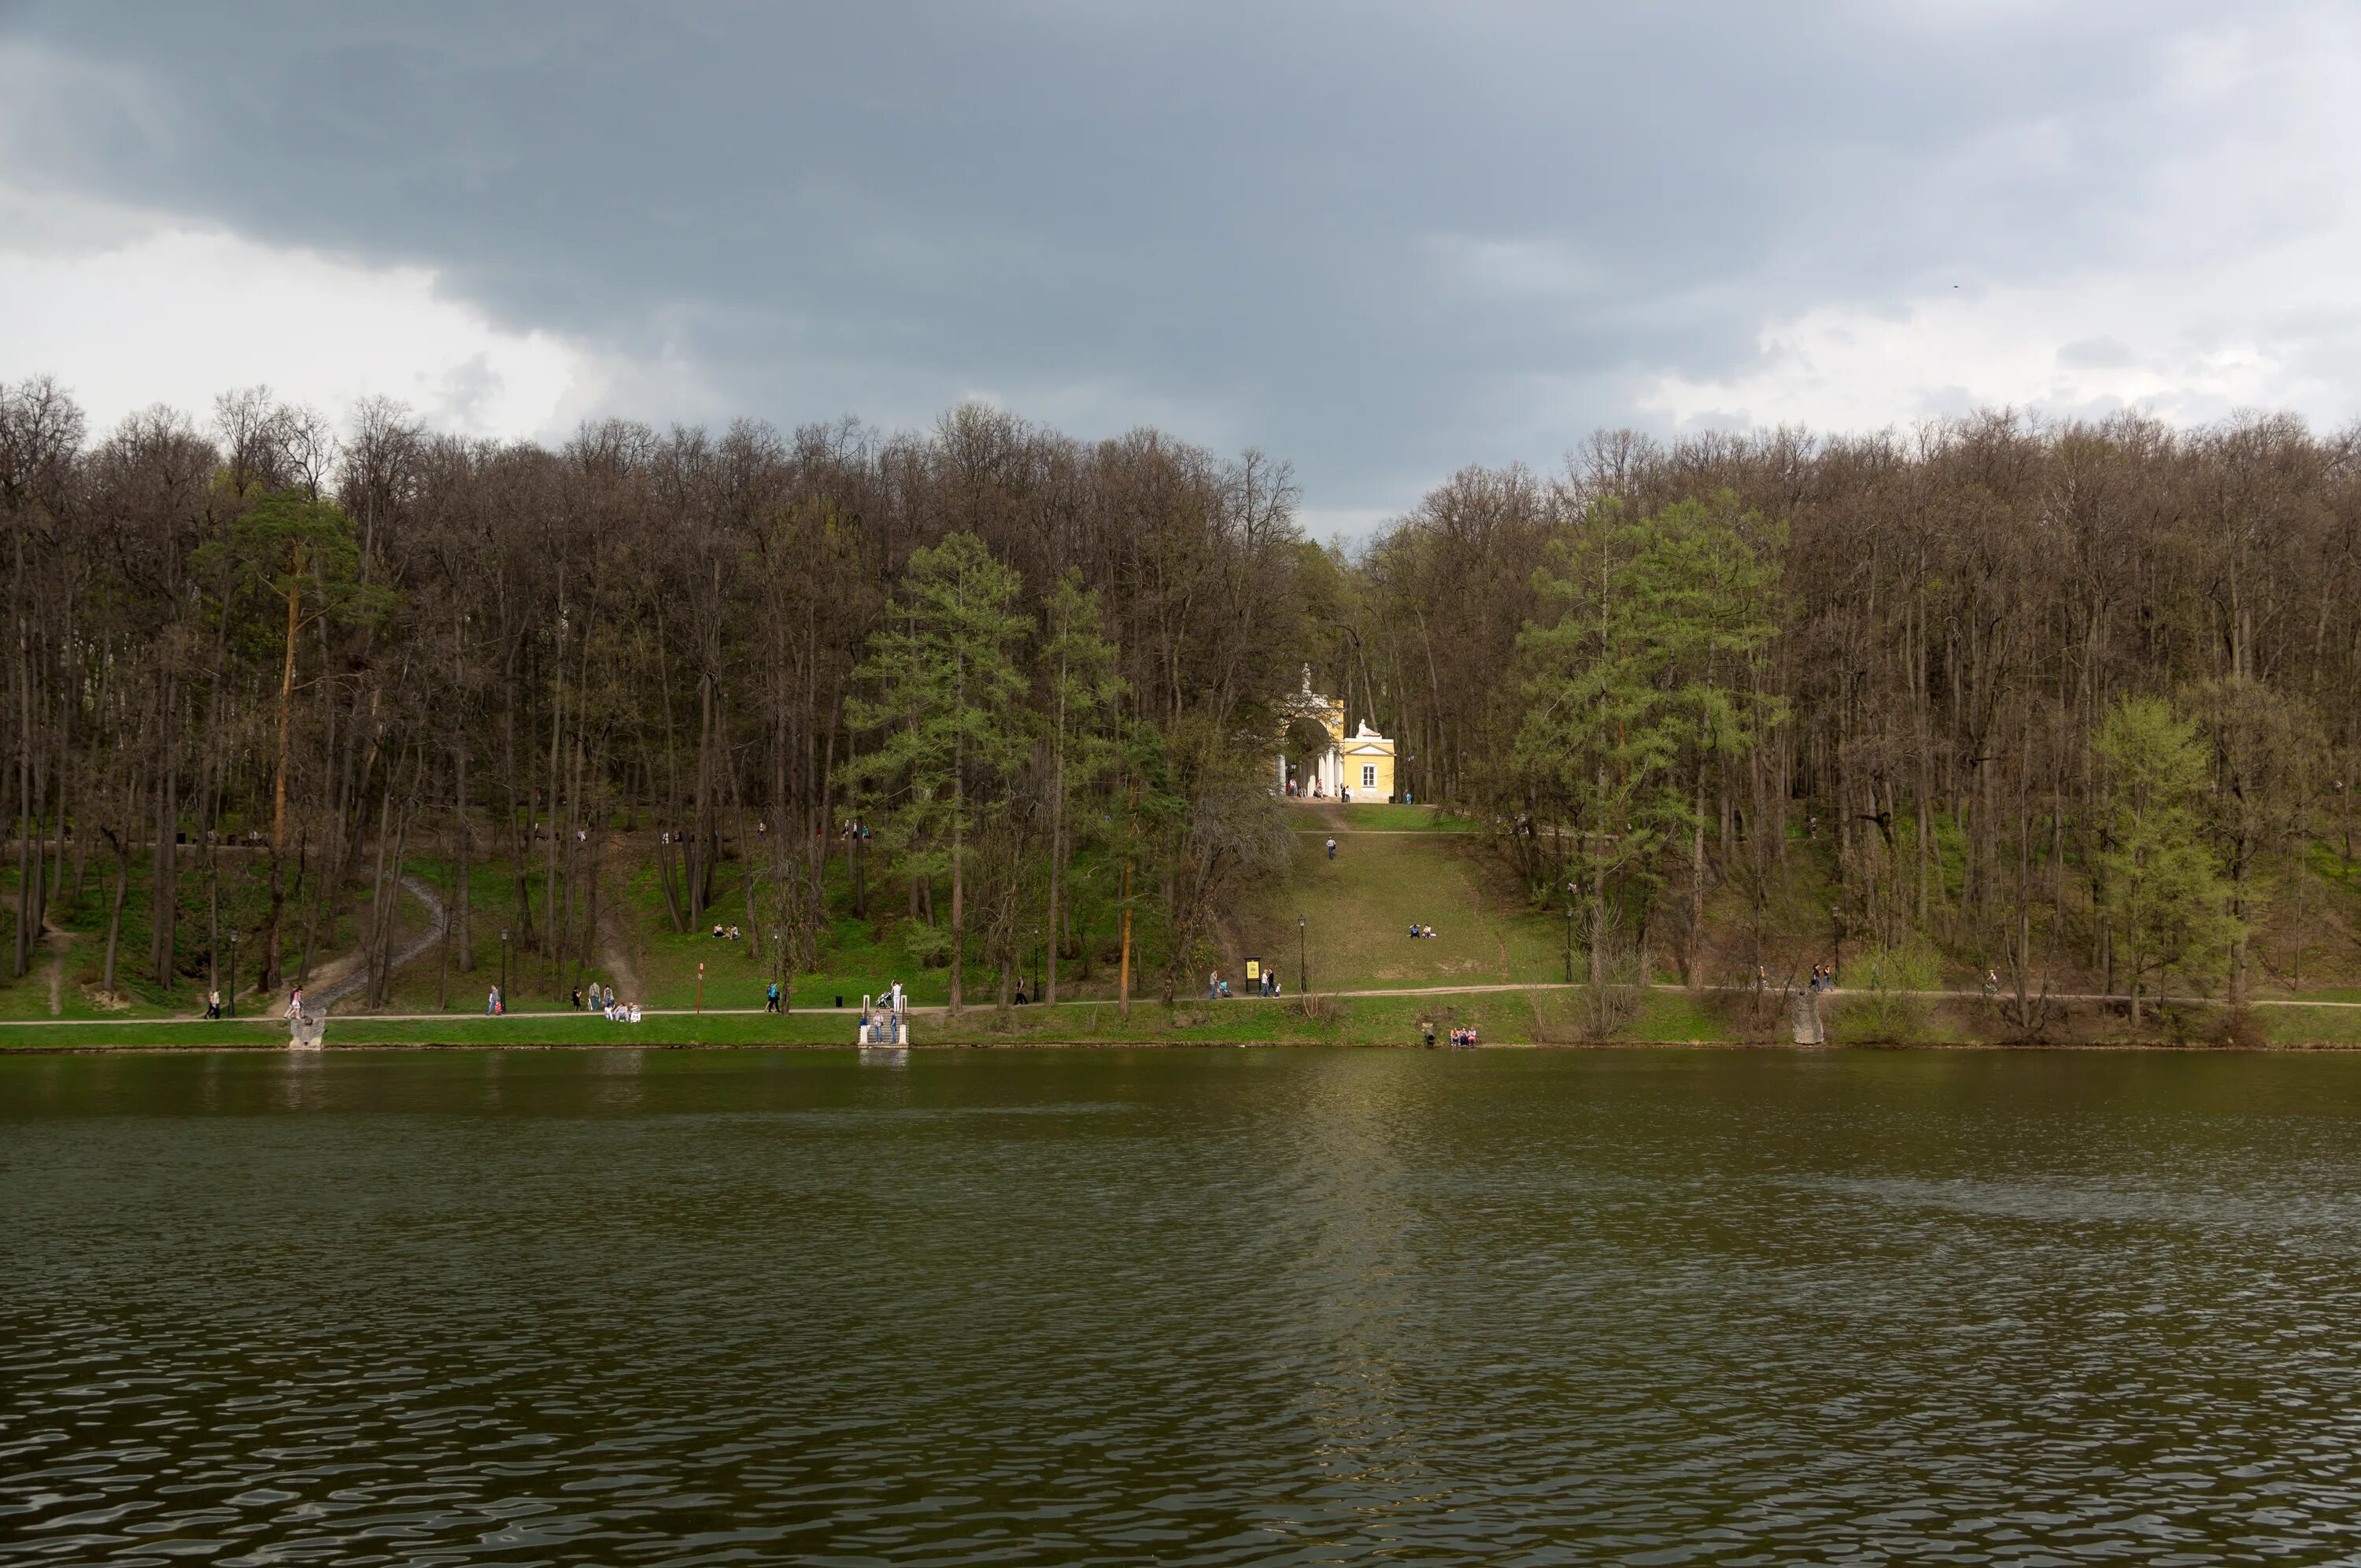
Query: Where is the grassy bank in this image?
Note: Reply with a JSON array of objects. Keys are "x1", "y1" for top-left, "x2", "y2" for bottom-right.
[{"x1": 9, "y1": 983, "x2": 2361, "y2": 1051}]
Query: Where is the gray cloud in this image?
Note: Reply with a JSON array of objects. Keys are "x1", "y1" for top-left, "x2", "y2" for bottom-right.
[{"x1": 3, "y1": 0, "x2": 2347, "y2": 526}]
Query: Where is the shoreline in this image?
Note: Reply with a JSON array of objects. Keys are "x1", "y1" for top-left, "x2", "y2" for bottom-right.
[
  {"x1": 11, "y1": 985, "x2": 2361, "y2": 1054},
  {"x1": 9, "y1": 1035, "x2": 2361, "y2": 1057}
]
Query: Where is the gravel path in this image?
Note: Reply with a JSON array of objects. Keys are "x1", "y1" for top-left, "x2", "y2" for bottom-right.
[{"x1": 309, "y1": 874, "x2": 449, "y2": 1012}]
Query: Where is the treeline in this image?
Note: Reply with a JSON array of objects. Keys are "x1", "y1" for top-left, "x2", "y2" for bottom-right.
[
  {"x1": 0, "y1": 378, "x2": 1311, "y2": 1010},
  {"x1": 9, "y1": 375, "x2": 2359, "y2": 1021},
  {"x1": 1342, "y1": 415, "x2": 2361, "y2": 1016}
]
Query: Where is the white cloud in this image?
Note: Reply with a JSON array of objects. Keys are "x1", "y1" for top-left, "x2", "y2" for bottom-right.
[
  {"x1": 1633, "y1": 271, "x2": 2350, "y2": 434},
  {"x1": 1635, "y1": 8, "x2": 2361, "y2": 436},
  {"x1": 0, "y1": 181, "x2": 693, "y2": 442}
]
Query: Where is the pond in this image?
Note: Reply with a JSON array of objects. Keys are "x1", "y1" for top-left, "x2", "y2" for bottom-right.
[{"x1": 6, "y1": 1047, "x2": 2361, "y2": 1563}]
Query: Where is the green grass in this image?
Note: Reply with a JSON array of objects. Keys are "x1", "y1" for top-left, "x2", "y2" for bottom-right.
[
  {"x1": 2259, "y1": 1006, "x2": 2361, "y2": 1046},
  {"x1": 0, "y1": 988, "x2": 1730, "y2": 1050},
  {"x1": 1232, "y1": 832, "x2": 1575, "y2": 992},
  {"x1": 1332, "y1": 803, "x2": 1479, "y2": 832},
  {"x1": 14, "y1": 984, "x2": 2361, "y2": 1051}
]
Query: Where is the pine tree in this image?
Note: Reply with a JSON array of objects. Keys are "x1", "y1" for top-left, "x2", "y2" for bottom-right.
[
  {"x1": 1515, "y1": 495, "x2": 1781, "y2": 1002},
  {"x1": 2094, "y1": 695, "x2": 2235, "y2": 1024},
  {"x1": 1039, "y1": 570, "x2": 1124, "y2": 1006},
  {"x1": 843, "y1": 532, "x2": 1029, "y2": 1014}
]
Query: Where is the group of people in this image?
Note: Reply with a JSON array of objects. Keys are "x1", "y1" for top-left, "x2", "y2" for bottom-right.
[
  {"x1": 1809, "y1": 964, "x2": 1838, "y2": 992},
  {"x1": 564, "y1": 982, "x2": 640, "y2": 1020},
  {"x1": 1422, "y1": 1020, "x2": 1479, "y2": 1047},
  {"x1": 860, "y1": 983, "x2": 906, "y2": 1045},
  {"x1": 1406, "y1": 923, "x2": 1436, "y2": 939},
  {"x1": 1281, "y1": 781, "x2": 1354, "y2": 802},
  {"x1": 1209, "y1": 968, "x2": 1283, "y2": 998},
  {"x1": 709, "y1": 923, "x2": 742, "y2": 940}
]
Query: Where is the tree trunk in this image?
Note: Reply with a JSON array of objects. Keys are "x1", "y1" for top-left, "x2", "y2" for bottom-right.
[
  {"x1": 263, "y1": 544, "x2": 302, "y2": 993},
  {"x1": 102, "y1": 831, "x2": 129, "y2": 997}
]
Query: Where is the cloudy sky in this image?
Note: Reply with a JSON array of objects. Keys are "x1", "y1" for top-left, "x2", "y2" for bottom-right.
[{"x1": 5, "y1": 2, "x2": 2357, "y2": 533}]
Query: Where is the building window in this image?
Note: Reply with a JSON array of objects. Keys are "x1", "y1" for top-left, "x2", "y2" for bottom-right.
[{"x1": 1362, "y1": 765, "x2": 1377, "y2": 789}]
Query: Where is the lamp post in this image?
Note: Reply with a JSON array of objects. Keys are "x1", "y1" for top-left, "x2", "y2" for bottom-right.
[
  {"x1": 499, "y1": 927, "x2": 510, "y2": 1010},
  {"x1": 1828, "y1": 906, "x2": 1842, "y2": 984},
  {"x1": 1565, "y1": 880, "x2": 1578, "y2": 984},
  {"x1": 225, "y1": 930, "x2": 239, "y2": 1018},
  {"x1": 696, "y1": 960, "x2": 704, "y2": 1014},
  {"x1": 1298, "y1": 913, "x2": 1308, "y2": 998}
]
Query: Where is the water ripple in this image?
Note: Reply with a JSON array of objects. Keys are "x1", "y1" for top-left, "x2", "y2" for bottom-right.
[{"x1": 7, "y1": 1048, "x2": 2361, "y2": 1562}]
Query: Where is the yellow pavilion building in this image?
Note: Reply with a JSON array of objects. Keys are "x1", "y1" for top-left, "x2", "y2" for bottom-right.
[{"x1": 1277, "y1": 666, "x2": 1396, "y2": 800}]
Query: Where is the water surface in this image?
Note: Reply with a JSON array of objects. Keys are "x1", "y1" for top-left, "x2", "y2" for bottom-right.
[{"x1": 6, "y1": 1047, "x2": 2361, "y2": 1564}]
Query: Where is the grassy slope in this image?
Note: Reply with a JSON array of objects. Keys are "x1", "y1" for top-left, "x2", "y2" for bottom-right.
[
  {"x1": 0, "y1": 849, "x2": 372, "y2": 1021},
  {"x1": 1230, "y1": 809, "x2": 1566, "y2": 991}
]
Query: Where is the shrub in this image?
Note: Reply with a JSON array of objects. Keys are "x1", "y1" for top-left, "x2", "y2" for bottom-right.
[{"x1": 1827, "y1": 939, "x2": 1941, "y2": 1044}]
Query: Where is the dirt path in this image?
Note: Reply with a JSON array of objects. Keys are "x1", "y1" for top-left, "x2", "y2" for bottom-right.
[
  {"x1": 312, "y1": 875, "x2": 449, "y2": 1012},
  {"x1": 593, "y1": 896, "x2": 642, "y2": 1003},
  {"x1": 42, "y1": 924, "x2": 68, "y2": 1015}
]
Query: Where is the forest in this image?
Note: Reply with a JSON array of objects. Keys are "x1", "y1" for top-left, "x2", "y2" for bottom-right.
[{"x1": 6, "y1": 372, "x2": 2360, "y2": 1028}]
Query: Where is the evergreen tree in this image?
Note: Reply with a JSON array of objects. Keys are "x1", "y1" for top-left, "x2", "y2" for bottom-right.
[
  {"x1": 843, "y1": 531, "x2": 1029, "y2": 1014},
  {"x1": 1038, "y1": 570, "x2": 1125, "y2": 1005},
  {"x1": 1514, "y1": 495, "x2": 1781, "y2": 1002},
  {"x1": 2094, "y1": 695, "x2": 2235, "y2": 1024}
]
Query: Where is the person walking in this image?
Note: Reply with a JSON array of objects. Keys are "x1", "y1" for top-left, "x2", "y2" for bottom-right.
[
  {"x1": 487, "y1": 984, "x2": 501, "y2": 1016},
  {"x1": 766, "y1": 981, "x2": 781, "y2": 1014},
  {"x1": 205, "y1": 988, "x2": 222, "y2": 1020},
  {"x1": 284, "y1": 986, "x2": 303, "y2": 1020},
  {"x1": 1325, "y1": 836, "x2": 1337, "y2": 861}
]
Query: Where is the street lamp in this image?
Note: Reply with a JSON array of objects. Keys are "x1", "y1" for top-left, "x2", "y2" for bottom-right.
[
  {"x1": 225, "y1": 930, "x2": 239, "y2": 1018},
  {"x1": 1298, "y1": 913, "x2": 1308, "y2": 998},
  {"x1": 499, "y1": 927, "x2": 510, "y2": 1009},
  {"x1": 1565, "y1": 880, "x2": 1578, "y2": 983}
]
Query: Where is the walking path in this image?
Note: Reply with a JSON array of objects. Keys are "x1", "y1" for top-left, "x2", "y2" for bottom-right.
[
  {"x1": 297, "y1": 875, "x2": 450, "y2": 1011},
  {"x1": 9, "y1": 976, "x2": 2361, "y2": 1028}
]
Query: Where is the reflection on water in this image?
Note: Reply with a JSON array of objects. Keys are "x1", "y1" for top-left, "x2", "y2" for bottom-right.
[{"x1": 8, "y1": 1048, "x2": 2361, "y2": 1564}]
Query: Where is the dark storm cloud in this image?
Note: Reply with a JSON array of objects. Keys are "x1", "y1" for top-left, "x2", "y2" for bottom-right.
[{"x1": 0, "y1": 1, "x2": 2274, "y2": 520}]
